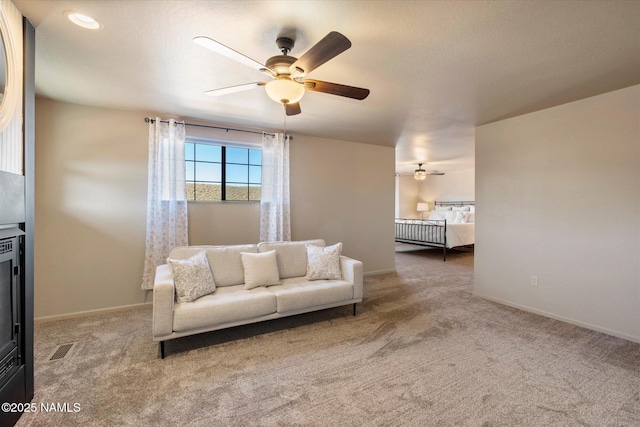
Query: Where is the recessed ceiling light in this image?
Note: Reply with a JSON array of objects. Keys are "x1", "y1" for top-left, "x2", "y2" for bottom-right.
[{"x1": 65, "y1": 11, "x2": 102, "y2": 30}]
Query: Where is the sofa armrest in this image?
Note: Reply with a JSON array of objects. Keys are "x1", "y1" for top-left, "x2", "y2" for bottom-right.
[
  {"x1": 153, "y1": 264, "x2": 175, "y2": 339},
  {"x1": 340, "y1": 256, "x2": 364, "y2": 300}
]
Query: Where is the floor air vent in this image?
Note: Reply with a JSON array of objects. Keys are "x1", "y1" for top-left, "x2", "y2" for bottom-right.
[{"x1": 47, "y1": 342, "x2": 77, "y2": 361}]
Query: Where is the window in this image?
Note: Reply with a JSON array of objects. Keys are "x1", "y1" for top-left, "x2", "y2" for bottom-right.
[{"x1": 185, "y1": 141, "x2": 262, "y2": 201}]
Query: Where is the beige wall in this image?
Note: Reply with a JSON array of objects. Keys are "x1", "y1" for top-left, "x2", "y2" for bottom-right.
[
  {"x1": 35, "y1": 99, "x2": 396, "y2": 318},
  {"x1": 418, "y1": 168, "x2": 475, "y2": 204},
  {"x1": 395, "y1": 174, "x2": 419, "y2": 219},
  {"x1": 35, "y1": 98, "x2": 149, "y2": 318},
  {"x1": 475, "y1": 85, "x2": 640, "y2": 342},
  {"x1": 188, "y1": 201, "x2": 260, "y2": 245},
  {"x1": 289, "y1": 134, "x2": 396, "y2": 275}
]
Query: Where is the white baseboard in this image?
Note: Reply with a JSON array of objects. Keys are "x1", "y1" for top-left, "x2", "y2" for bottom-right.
[
  {"x1": 35, "y1": 302, "x2": 152, "y2": 324},
  {"x1": 473, "y1": 292, "x2": 640, "y2": 344},
  {"x1": 364, "y1": 268, "x2": 396, "y2": 277}
]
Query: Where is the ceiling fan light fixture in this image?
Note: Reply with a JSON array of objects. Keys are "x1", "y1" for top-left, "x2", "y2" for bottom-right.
[
  {"x1": 265, "y1": 78, "x2": 305, "y2": 104},
  {"x1": 414, "y1": 163, "x2": 427, "y2": 181}
]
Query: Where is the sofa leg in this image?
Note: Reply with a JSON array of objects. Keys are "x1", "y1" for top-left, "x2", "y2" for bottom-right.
[
  {"x1": 353, "y1": 303, "x2": 357, "y2": 316},
  {"x1": 159, "y1": 341, "x2": 165, "y2": 359}
]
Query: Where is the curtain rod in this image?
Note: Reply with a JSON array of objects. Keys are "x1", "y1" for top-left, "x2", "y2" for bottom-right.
[{"x1": 144, "y1": 117, "x2": 287, "y2": 138}]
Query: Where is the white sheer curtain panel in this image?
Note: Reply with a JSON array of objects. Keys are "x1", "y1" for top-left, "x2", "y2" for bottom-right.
[
  {"x1": 260, "y1": 132, "x2": 291, "y2": 242},
  {"x1": 141, "y1": 118, "x2": 189, "y2": 290}
]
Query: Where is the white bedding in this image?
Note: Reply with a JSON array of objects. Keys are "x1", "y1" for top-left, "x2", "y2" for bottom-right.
[{"x1": 445, "y1": 223, "x2": 475, "y2": 248}]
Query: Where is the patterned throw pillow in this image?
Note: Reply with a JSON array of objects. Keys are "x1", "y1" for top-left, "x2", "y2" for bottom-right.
[
  {"x1": 167, "y1": 251, "x2": 216, "y2": 303},
  {"x1": 306, "y1": 243, "x2": 343, "y2": 280}
]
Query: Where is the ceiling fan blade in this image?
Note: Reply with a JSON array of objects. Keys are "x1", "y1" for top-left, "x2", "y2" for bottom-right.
[
  {"x1": 193, "y1": 36, "x2": 265, "y2": 71},
  {"x1": 426, "y1": 171, "x2": 445, "y2": 176},
  {"x1": 304, "y1": 79, "x2": 370, "y2": 100},
  {"x1": 290, "y1": 31, "x2": 351, "y2": 76},
  {"x1": 285, "y1": 102, "x2": 301, "y2": 116},
  {"x1": 205, "y1": 82, "x2": 265, "y2": 96}
]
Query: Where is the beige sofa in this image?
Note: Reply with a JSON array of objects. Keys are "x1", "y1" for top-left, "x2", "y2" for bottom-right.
[{"x1": 152, "y1": 239, "x2": 363, "y2": 358}]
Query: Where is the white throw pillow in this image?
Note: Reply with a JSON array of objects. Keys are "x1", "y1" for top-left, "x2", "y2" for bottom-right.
[
  {"x1": 451, "y1": 211, "x2": 470, "y2": 224},
  {"x1": 428, "y1": 211, "x2": 447, "y2": 220},
  {"x1": 434, "y1": 205, "x2": 452, "y2": 211},
  {"x1": 452, "y1": 206, "x2": 471, "y2": 211},
  {"x1": 445, "y1": 211, "x2": 458, "y2": 222},
  {"x1": 167, "y1": 251, "x2": 216, "y2": 303},
  {"x1": 306, "y1": 243, "x2": 343, "y2": 280},
  {"x1": 241, "y1": 250, "x2": 281, "y2": 289}
]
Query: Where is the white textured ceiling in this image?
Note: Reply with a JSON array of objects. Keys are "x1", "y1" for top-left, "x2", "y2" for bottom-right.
[{"x1": 14, "y1": 0, "x2": 640, "y2": 174}]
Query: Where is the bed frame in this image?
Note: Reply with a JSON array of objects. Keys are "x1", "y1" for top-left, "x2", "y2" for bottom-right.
[{"x1": 395, "y1": 201, "x2": 474, "y2": 261}]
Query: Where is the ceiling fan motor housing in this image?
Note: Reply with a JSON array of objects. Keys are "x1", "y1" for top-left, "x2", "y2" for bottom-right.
[{"x1": 265, "y1": 55, "x2": 297, "y2": 76}]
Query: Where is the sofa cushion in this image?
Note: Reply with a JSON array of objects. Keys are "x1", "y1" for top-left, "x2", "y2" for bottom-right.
[
  {"x1": 267, "y1": 276, "x2": 353, "y2": 313},
  {"x1": 167, "y1": 251, "x2": 216, "y2": 303},
  {"x1": 306, "y1": 242, "x2": 343, "y2": 280},
  {"x1": 257, "y1": 239, "x2": 325, "y2": 279},
  {"x1": 169, "y1": 244, "x2": 258, "y2": 287},
  {"x1": 241, "y1": 250, "x2": 281, "y2": 289},
  {"x1": 172, "y1": 285, "x2": 277, "y2": 332}
]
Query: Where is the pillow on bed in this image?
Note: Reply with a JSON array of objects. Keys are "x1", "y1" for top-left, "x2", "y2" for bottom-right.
[
  {"x1": 466, "y1": 205, "x2": 475, "y2": 213},
  {"x1": 452, "y1": 206, "x2": 471, "y2": 211},
  {"x1": 434, "y1": 205, "x2": 452, "y2": 211},
  {"x1": 445, "y1": 211, "x2": 458, "y2": 222},
  {"x1": 467, "y1": 213, "x2": 475, "y2": 223},
  {"x1": 428, "y1": 211, "x2": 447, "y2": 220},
  {"x1": 451, "y1": 211, "x2": 470, "y2": 224}
]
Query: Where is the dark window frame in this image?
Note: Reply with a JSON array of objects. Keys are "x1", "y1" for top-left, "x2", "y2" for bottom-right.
[{"x1": 185, "y1": 140, "x2": 262, "y2": 202}]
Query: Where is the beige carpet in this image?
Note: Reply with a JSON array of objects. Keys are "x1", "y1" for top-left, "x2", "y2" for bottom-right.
[{"x1": 16, "y1": 245, "x2": 640, "y2": 426}]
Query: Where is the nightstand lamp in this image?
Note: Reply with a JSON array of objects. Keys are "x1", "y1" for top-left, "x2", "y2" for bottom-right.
[{"x1": 417, "y1": 203, "x2": 429, "y2": 219}]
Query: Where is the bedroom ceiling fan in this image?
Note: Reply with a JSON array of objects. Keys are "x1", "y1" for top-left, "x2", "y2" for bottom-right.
[
  {"x1": 193, "y1": 31, "x2": 370, "y2": 116},
  {"x1": 414, "y1": 163, "x2": 445, "y2": 180},
  {"x1": 394, "y1": 163, "x2": 445, "y2": 180}
]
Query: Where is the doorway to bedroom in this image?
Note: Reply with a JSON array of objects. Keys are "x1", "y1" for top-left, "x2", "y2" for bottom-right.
[{"x1": 393, "y1": 170, "x2": 475, "y2": 261}]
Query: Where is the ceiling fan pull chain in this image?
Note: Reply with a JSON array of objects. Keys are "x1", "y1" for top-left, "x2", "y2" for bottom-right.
[{"x1": 283, "y1": 107, "x2": 287, "y2": 140}]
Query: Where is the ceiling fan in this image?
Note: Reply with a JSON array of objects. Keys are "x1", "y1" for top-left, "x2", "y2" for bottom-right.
[
  {"x1": 395, "y1": 163, "x2": 445, "y2": 180},
  {"x1": 193, "y1": 31, "x2": 370, "y2": 116},
  {"x1": 414, "y1": 163, "x2": 445, "y2": 179}
]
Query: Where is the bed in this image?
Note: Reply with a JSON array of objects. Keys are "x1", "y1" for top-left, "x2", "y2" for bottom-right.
[{"x1": 395, "y1": 201, "x2": 475, "y2": 261}]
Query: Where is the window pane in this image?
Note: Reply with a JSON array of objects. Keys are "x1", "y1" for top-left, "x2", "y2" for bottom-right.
[
  {"x1": 186, "y1": 161, "x2": 195, "y2": 180},
  {"x1": 195, "y1": 144, "x2": 221, "y2": 162},
  {"x1": 186, "y1": 183, "x2": 195, "y2": 201},
  {"x1": 249, "y1": 166, "x2": 261, "y2": 183},
  {"x1": 185, "y1": 143, "x2": 195, "y2": 161},
  {"x1": 226, "y1": 184, "x2": 248, "y2": 200},
  {"x1": 249, "y1": 149, "x2": 262, "y2": 165},
  {"x1": 226, "y1": 147, "x2": 248, "y2": 164},
  {"x1": 249, "y1": 184, "x2": 261, "y2": 201},
  {"x1": 195, "y1": 183, "x2": 221, "y2": 201},
  {"x1": 226, "y1": 164, "x2": 248, "y2": 183},
  {"x1": 187, "y1": 142, "x2": 261, "y2": 202},
  {"x1": 195, "y1": 162, "x2": 221, "y2": 182}
]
